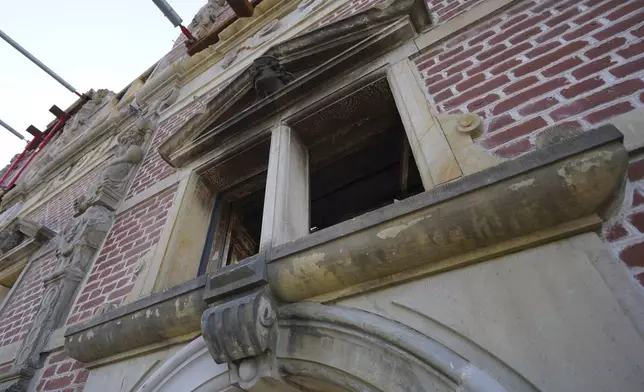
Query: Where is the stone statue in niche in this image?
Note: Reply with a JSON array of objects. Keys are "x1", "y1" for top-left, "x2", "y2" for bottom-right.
[
  {"x1": 249, "y1": 56, "x2": 295, "y2": 98},
  {"x1": 188, "y1": 0, "x2": 228, "y2": 38},
  {"x1": 75, "y1": 121, "x2": 148, "y2": 212},
  {"x1": 55, "y1": 204, "x2": 113, "y2": 271}
]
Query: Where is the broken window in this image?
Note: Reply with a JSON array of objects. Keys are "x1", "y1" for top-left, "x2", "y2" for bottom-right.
[
  {"x1": 199, "y1": 138, "x2": 270, "y2": 274},
  {"x1": 290, "y1": 74, "x2": 423, "y2": 233}
]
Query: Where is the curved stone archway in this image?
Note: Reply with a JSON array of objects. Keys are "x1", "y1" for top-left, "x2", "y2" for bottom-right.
[
  {"x1": 272, "y1": 303, "x2": 537, "y2": 392},
  {"x1": 135, "y1": 337, "x2": 234, "y2": 392},
  {"x1": 140, "y1": 303, "x2": 538, "y2": 392}
]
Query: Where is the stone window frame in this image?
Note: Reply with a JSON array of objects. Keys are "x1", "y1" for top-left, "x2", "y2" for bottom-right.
[{"x1": 141, "y1": 0, "x2": 500, "y2": 293}]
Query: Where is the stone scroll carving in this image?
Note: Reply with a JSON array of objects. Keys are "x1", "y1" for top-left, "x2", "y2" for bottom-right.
[
  {"x1": 2, "y1": 119, "x2": 152, "y2": 392},
  {"x1": 202, "y1": 288, "x2": 276, "y2": 364}
]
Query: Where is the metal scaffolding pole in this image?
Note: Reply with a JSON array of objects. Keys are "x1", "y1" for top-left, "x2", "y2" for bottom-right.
[
  {"x1": 0, "y1": 118, "x2": 26, "y2": 141},
  {"x1": 0, "y1": 29, "x2": 82, "y2": 97}
]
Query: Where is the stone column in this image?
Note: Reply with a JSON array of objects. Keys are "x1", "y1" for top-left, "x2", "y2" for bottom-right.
[
  {"x1": 260, "y1": 125, "x2": 309, "y2": 250},
  {"x1": 387, "y1": 58, "x2": 462, "y2": 189}
]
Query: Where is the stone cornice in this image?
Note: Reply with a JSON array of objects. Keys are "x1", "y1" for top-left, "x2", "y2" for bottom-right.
[
  {"x1": 64, "y1": 124, "x2": 627, "y2": 365},
  {"x1": 0, "y1": 217, "x2": 56, "y2": 285},
  {"x1": 268, "y1": 126, "x2": 627, "y2": 301}
]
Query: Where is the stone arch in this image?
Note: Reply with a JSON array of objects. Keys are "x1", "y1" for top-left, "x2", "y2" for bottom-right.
[
  {"x1": 135, "y1": 337, "x2": 234, "y2": 392},
  {"x1": 272, "y1": 303, "x2": 538, "y2": 392},
  {"x1": 139, "y1": 303, "x2": 538, "y2": 392}
]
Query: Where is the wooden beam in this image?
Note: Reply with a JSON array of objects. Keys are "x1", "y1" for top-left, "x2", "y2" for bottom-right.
[{"x1": 226, "y1": 0, "x2": 254, "y2": 17}]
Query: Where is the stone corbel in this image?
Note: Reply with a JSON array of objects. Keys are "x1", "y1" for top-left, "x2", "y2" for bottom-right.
[{"x1": 201, "y1": 253, "x2": 285, "y2": 390}]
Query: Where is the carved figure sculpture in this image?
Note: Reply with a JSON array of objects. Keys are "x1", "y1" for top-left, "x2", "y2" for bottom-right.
[
  {"x1": 75, "y1": 123, "x2": 147, "y2": 213},
  {"x1": 249, "y1": 56, "x2": 295, "y2": 98},
  {"x1": 8, "y1": 112, "x2": 150, "y2": 387},
  {"x1": 55, "y1": 205, "x2": 113, "y2": 271},
  {"x1": 188, "y1": 0, "x2": 228, "y2": 38}
]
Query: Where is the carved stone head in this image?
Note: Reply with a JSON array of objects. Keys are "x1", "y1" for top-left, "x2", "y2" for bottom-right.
[{"x1": 249, "y1": 56, "x2": 295, "y2": 99}]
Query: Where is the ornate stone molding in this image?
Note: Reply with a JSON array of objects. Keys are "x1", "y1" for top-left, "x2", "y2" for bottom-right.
[
  {"x1": 3, "y1": 118, "x2": 152, "y2": 392},
  {"x1": 0, "y1": 218, "x2": 55, "y2": 288},
  {"x1": 138, "y1": 302, "x2": 535, "y2": 391},
  {"x1": 159, "y1": 0, "x2": 430, "y2": 167},
  {"x1": 202, "y1": 288, "x2": 276, "y2": 364},
  {"x1": 134, "y1": 0, "x2": 331, "y2": 118},
  {"x1": 0, "y1": 91, "x2": 137, "y2": 211}
]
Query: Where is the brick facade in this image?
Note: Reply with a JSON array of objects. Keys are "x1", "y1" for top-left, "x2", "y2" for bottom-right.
[
  {"x1": 2, "y1": 1, "x2": 642, "y2": 391},
  {"x1": 604, "y1": 155, "x2": 644, "y2": 285},
  {"x1": 66, "y1": 186, "x2": 177, "y2": 325},
  {"x1": 126, "y1": 85, "x2": 225, "y2": 201},
  {"x1": 27, "y1": 167, "x2": 105, "y2": 232},
  {"x1": 414, "y1": 0, "x2": 644, "y2": 287},
  {"x1": 0, "y1": 252, "x2": 55, "y2": 347},
  {"x1": 414, "y1": 0, "x2": 644, "y2": 158},
  {"x1": 35, "y1": 350, "x2": 88, "y2": 392}
]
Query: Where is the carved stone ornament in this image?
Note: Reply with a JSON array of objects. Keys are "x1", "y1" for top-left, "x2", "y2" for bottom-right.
[
  {"x1": 249, "y1": 56, "x2": 294, "y2": 98},
  {"x1": 198, "y1": 301, "x2": 529, "y2": 392},
  {"x1": 3, "y1": 112, "x2": 150, "y2": 392},
  {"x1": 187, "y1": 0, "x2": 228, "y2": 39},
  {"x1": 74, "y1": 123, "x2": 147, "y2": 213},
  {"x1": 0, "y1": 217, "x2": 55, "y2": 275},
  {"x1": 201, "y1": 288, "x2": 276, "y2": 364}
]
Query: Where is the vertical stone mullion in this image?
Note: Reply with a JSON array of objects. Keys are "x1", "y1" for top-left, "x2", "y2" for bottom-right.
[{"x1": 260, "y1": 125, "x2": 310, "y2": 250}]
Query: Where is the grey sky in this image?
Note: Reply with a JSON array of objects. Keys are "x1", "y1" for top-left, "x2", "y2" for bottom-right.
[{"x1": 0, "y1": 0, "x2": 205, "y2": 167}]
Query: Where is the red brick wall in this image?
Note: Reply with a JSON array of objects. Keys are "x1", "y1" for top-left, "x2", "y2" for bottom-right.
[
  {"x1": 316, "y1": 0, "x2": 386, "y2": 27},
  {"x1": 26, "y1": 165, "x2": 106, "y2": 232},
  {"x1": 316, "y1": 0, "x2": 480, "y2": 27},
  {"x1": 35, "y1": 350, "x2": 88, "y2": 392},
  {"x1": 66, "y1": 186, "x2": 177, "y2": 325},
  {"x1": 604, "y1": 156, "x2": 644, "y2": 286},
  {"x1": 427, "y1": 0, "x2": 484, "y2": 22},
  {"x1": 124, "y1": 121, "x2": 177, "y2": 200},
  {"x1": 0, "y1": 252, "x2": 55, "y2": 347},
  {"x1": 415, "y1": 0, "x2": 644, "y2": 158},
  {"x1": 126, "y1": 86, "x2": 224, "y2": 201}
]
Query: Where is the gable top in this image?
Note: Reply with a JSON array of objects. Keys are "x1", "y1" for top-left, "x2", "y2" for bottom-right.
[{"x1": 158, "y1": 0, "x2": 430, "y2": 168}]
